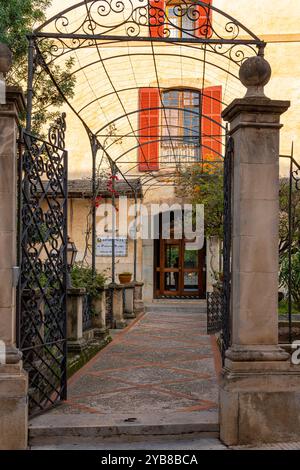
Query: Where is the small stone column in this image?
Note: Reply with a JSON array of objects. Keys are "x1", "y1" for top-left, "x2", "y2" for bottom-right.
[
  {"x1": 111, "y1": 284, "x2": 126, "y2": 329},
  {"x1": 92, "y1": 288, "x2": 107, "y2": 335},
  {"x1": 123, "y1": 284, "x2": 135, "y2": 319},
  {"x1": 0, "y1": 45, "x2": 28, "y2": 450},
  {"x1": 134, "y1": 281, "x2": 145, "y2": 315},
  {"x1": 220, "y1": 55, "x2": 300, "y2": 445},
  {"x1": 67, "y1": 288, "x2": 87, "y2": 352}
]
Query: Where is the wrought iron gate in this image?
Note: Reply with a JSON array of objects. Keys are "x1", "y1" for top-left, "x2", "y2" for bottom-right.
[
  {"x1": 17, "y1": 114, "x2": 68, "y2": 416},
  {"x1": 207, "y1": 136, "x2": 234, "y2": 362}
]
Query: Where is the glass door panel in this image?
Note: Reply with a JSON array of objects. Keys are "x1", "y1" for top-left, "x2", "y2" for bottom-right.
[
  {"x1": 183, "y1": 272, "x2": 199, "y2": 292},
  {"x1": 184, "y1": 249, "x2": 198, "y2": 269},
  {"x1": 164, "y1": 272, "x2": 180, "y2": 292},
  {"x1": 165, "y1": 245, "x2": 180, "y2": 268}
]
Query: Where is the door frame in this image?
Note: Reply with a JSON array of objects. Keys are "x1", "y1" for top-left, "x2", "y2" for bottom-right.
[{"x1": 154, "y1": 234, "x2": 206, "y2": 299}]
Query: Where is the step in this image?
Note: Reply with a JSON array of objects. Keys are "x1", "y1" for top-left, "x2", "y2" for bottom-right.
[
  {"x1": 29, "y1": 411, "x2": 219, "y2": 447},
  {"x1": 145, "y1": 304, "x2": 207, "y2": 314}
]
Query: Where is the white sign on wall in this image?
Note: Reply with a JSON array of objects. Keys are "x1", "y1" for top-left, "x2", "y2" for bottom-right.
[{"x1": 96, "y1": 237, "x2": 128, "y2": 257}]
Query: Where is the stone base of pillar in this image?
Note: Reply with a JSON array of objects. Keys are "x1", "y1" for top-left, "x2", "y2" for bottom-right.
[
  {"x1": 124, "y1": 312, "x2": 136, "y2": 319},
  {"x1": 0, "y1": 363, "x2": 28, "y2": 450},
  {"x1": 111, "y1": 284, "x2": 126, "y2": 329},
  {"x1": 134, "y1": 300, "x2": 144, "y2": 315},
  {"x1": 220, "y1": 358, "x2": 300, "y2": 446},
  {"x1": 93, "y1": 327, "x2": 110, "y2": 339},
  {"x1": 134, "y1": 282, "x2": 145, "y2": 315},
  {"x1": 67, "y1": 337, "x2": 88, "y2": 354}
]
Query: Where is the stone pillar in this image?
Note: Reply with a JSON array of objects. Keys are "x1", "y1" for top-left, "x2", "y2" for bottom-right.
[
  {"x1": 67, "y1": 288, "x2": 87, "y2": 352},
  {"x1": 0, "y1": 45, "x2": 28, "y2": 450},
  {"x1": 111, "y1": 284, "x2": 126, "y2": 329},
  {"x1": 92, "y1": 288, "x2": 107, "y2": 335},
  {"x1": 134, "y1": 281, "x2": 145, "y2": 315},
  {"x1": 123, "y1": 284, "x2": 135, "y2": 319},
  {"x1": 220, "y1": 55, "x2": 300, "y2": 445},
  {"x1": 142, "y1": 239, "x2": 154, "y2": 302}
]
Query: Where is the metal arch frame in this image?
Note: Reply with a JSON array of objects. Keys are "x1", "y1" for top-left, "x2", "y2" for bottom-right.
[
  {"x1": 25, "y1": 0, "x2": 265, "y2": 275},
  {"x1": 33, "y1": 0, "x2": 264, "y2": 45}
]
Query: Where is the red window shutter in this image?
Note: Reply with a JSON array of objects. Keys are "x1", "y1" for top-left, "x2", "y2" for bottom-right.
[
  {"x1": 149, "y1": 0, "x2": 165, "y2": 38},
  {"x1": 195, "y1": 0, "x2": 212, "y2": 38},
  {"x1": 201, "y1": 86, "x2": 222, "y2": 161},
  {"x1": 138, "y1": 88, "x2": 160, "y2": 172}
]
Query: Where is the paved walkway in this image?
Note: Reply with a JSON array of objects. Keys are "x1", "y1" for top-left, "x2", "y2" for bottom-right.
[{"x1": 30, "y1": 302, "x2": 221, "y2": 444}]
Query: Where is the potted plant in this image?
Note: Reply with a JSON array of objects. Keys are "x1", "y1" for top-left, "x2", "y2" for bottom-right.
[{"x1": 118, "y1": 272, "x2": 132, "y2": 284}]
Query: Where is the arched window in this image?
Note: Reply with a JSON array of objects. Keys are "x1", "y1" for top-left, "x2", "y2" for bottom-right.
[
  {"x1": 137, "y1": 86, "x2": 222, "y2": 171},
  {"x1": 161, "y1": 89, "x2": 201, "y2": 166}
]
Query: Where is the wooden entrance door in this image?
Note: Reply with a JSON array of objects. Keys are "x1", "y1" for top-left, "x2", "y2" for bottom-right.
[{"x1": 154, "y1": 236, "x2": 206, "y2": 298}]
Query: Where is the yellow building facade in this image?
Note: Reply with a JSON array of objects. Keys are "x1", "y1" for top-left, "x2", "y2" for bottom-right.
[{"x1": 40, "y1": 1, "x2": 300, "y2": 301}]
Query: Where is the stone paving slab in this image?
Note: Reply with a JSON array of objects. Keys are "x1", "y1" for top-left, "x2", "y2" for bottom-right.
[
  {"x1": 32, "y1": 437, "x2": 227, "y2": 450},
  {"x1": 30, "y1": 303, "x2": 221, "y2": 443}
]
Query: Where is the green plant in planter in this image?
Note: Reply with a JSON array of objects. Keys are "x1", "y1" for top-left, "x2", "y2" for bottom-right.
[
  {"x1": 71, "y1": 265, "x2": 107, "y2": 299},
  {"x1": 280, "y1": 251, "x2": 300, "y2": 311}
]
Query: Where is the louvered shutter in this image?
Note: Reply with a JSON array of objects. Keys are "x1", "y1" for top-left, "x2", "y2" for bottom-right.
[
  {"x1": 201, "y1": 86, "x2": 222, "y2": 160},
  {"x1": 138, "y1": 88, "x2": 160, "y2": 171}
]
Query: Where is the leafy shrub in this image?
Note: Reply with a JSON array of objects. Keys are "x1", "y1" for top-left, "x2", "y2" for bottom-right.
[
  {"x1": 280, "y1": 251, "x2": 300, "y2": 310},
  {"x1": 71, "y1": 265, "x2": 107, "y2": 299}
]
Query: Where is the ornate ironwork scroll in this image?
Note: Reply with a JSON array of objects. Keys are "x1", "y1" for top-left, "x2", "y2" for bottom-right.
[
  {"x1": 206, "y1": 136, "x2": 233, "y2": 363},
  {"x1": 207, "y1": 290, "x2": 222, "y2": 334},
  {"x1": 83, "y1": 294, "x2": 93, "y2": 331},
  {"x1": 33, "y1": 0, "x2": 265, "y2": 68},
  {"x1": 17, "y1": 114, "x2": 68, "y2": 416}
]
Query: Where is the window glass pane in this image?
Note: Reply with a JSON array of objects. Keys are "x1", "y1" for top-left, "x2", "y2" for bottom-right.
[
  {"x1": 182, "y1": 6, "x2": 195, "y2": 38},
  {"x1": 162, "y1": 90, "x2": 200, "y2": 162},
  {"x1": 184, "y1": 272, "x2": 199, "y2": 291},
  {"x1": 165, "y1": 245, "x2": 180, "y2": 268},
  {"x1": 184, "y1": 250, "x2": 198, "y2": 269},
  {"x1": 164, "y1": 272, "x2": 179, "y2": 291}
]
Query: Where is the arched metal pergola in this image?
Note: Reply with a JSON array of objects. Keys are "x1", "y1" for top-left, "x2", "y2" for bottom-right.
[
  {"x1": 18, "y1": 0, "x2": 267, "y2": 416},
  {"x1": 25, "y1": 1, "x2": 265, "y2": 275}
]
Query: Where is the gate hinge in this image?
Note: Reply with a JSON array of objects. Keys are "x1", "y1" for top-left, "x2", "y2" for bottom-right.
[{"x1": 12, "y1": 266, "x2": 20, "y2": 287}]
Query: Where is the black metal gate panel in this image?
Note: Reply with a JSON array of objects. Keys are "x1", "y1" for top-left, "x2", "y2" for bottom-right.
[
  {"x1": 221, "y1": 136, "x2": 234, "y2": 360},
  {"x1": 207, "y1": 136, "x2": 233, "y2": 363},
  {"x1": 17, "y1": 114, "x2": 68, "y2": 416}
]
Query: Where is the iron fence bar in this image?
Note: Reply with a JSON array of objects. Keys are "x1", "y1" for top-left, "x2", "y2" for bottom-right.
[
  {"x1": 30, "y1": 32, "x2": 265, "y2": 47},
  {"x1": 288, "y1": 152, "x2": 293, "y2": 344},
  {"x1": 134, "y1": 191, "x2": 138, "y2": 282},
  {"x1": 26, "y1": 37, "x2": 35, "y2": 132}
]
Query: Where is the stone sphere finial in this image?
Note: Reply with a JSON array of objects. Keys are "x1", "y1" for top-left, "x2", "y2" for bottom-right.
[
  {"x1": 239, "y1": 55, "x2": 272, "y2": 98},
  {"x1": 0, "y1": 43, "x2": 13, "y2": 75}
]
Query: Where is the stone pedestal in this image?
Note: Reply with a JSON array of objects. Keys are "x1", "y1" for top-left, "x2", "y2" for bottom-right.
[
  {"x1": 123, "y1": 284, "x2": 135, "y2": 319},
  {"x1": 206, "y1": 236, "x2": 221, "y2": 292},
  {"x1": 92, "y1": 289, "x2": 108, "y2": 336},
  {"x1": 220, "y1": 95, "x2": 300, "y2": 445},
  {"x1": 111, "y1": 284, "x2": 126, "y2": 329},
  {"x1": 134, "y1": 281, "x2": 145, "y2": 315},
  {"x1": 0, "y1": 86, "x2": 28, "y2": 449},
  {"x1": 67, "y1": 288, "x2": 87, "y2": 352}
]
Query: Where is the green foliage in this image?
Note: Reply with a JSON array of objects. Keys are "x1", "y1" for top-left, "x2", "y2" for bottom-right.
[
  {"x1": 280, "y1": 251, "x2": 300, "y2": 310},
  {"x1": 71, "y1": 265, "x2": 107, "y2": 299},
  {"x1": 176, "y1": 164, "x2": 224, "y2": 238},
  {"x1": 278, "y1": 299, "x2": 300, "y2": 315},
  {"x1": 0, "y1": 0, "x2": 76, "y2": 135},
  {"x1": 279, "y1": 179, "x2": 300, "y2": 259}
]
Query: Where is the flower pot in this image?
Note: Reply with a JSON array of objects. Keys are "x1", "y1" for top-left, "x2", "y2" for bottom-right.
[{"x1": 119, "y1": 273, "x2": 132, "y2": 284}]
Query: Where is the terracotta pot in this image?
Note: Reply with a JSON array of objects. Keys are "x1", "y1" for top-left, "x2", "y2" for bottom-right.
[{"x1": 119, "y1": 273, "x2": 132, "y2": 284}]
